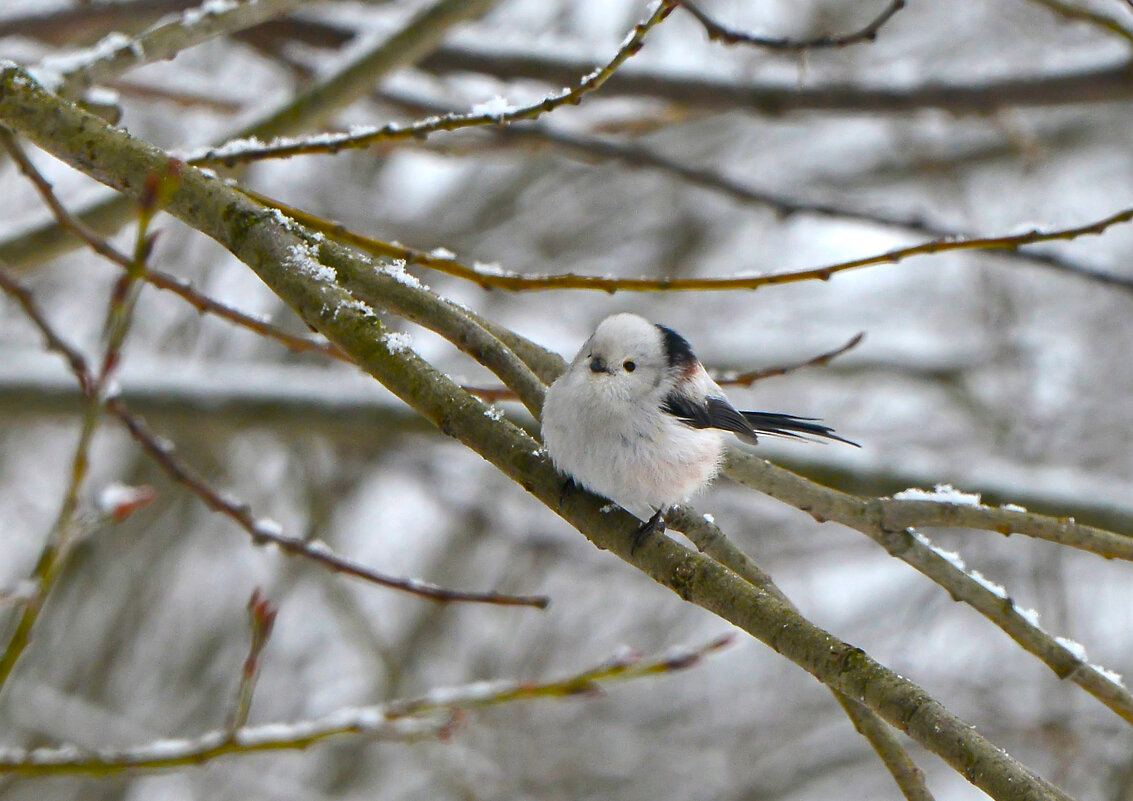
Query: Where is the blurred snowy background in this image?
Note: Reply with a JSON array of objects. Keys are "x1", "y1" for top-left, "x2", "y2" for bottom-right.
[{"x1": 1, "y1": 0, "x2": 1133, "y2": 798}]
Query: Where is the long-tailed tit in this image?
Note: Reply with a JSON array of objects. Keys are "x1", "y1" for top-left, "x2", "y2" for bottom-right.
[{"x1": 541, "y1": 313, "x2": 857, "y2": 534}]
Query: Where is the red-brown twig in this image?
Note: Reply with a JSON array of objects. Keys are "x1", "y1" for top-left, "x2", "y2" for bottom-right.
[
  {"x1": 0, "y1": 265, "x2": 548, "y2": 609},
  {"x1": 715, "y1": 332, "x2": 864, "y2": 387},
  {"x1": 191, "y1": 0, "x2": 678, "y2": 166},
  {"x1": 0, "y1": 159, "x2": 170, "y2": 691},
  {"x1": 109, "y1": 399, "x2": 548, "y2": 608},
  {"x1": 245, "y1": 186, "x2": 1133, "y2": 293},
  {"x1": 372, "y1": 88, "x2": 1131, "y2": 294},
  {"x1": 0, "y1": 132, "x2": 348, "y2": 361},
  {"x1": 677, "y1": 0, "x2": 905, "y2": 50},
  {"x1": 459, "y1": 332, "x2": 865, "y2": 403},
  {"x1": 227, "y1": 589, "x2": 278, "y2": 732}
]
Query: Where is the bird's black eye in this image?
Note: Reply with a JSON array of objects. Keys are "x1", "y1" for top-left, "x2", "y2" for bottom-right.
[{"x1": 623, "y1": 360, "x2": 636, "y2": 372}]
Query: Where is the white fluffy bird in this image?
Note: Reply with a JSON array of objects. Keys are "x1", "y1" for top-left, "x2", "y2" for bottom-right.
[{"x1": 541, "y1": 313, "x2": 856, "y2": 532}]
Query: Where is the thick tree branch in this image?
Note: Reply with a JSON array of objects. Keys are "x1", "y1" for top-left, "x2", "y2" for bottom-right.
[
  {"x1": 0, "y1": 62, "x2": 1078, "y2": 801},
  {"x1": 664, "y1": 508, "x2": 934, "y2": 800},
  {"x1": 724, "y1": 452, "x2": 1133, "y2": 725}
]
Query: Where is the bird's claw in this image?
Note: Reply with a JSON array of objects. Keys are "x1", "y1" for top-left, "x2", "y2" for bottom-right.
[{"x1": 631, "y1": 508, "x2": 666, "y2": 554}]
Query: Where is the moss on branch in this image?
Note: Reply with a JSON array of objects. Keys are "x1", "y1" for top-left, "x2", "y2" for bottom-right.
[{"x1": 0, "y1": 63, "x2": 1079, "y2": 801}]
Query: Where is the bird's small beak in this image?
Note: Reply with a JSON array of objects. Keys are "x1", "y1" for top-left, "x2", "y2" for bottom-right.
[{"x1": 589, "y1": 356, "x2": 609, "y2": 374}]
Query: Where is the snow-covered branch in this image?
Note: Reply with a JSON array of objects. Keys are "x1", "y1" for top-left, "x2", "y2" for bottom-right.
[{"x1": 0, "y1": 636, "x2": 731, "y2": 777}]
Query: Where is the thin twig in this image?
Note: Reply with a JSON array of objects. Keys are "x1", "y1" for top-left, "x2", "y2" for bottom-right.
[
  {"x1": 715, "y1": 332, "x2": 864, "y2": 387},
  {"x1": 109, "y1": 397, "x2": 548, "y2": 608},
  {"x1": 374, "y1": 89, "x2": 1133, "y2": 293},
  {"x1": 227, "y1": 590, "x2": 277, "y2": 733},
  {"x1": 0, "y1": 264, "x2": 547, "y2": 609},
  {"x1": 0, "y1": 636, "x2": 731, "y2": 776},
  {"x1": 191, "y1": 0, "x2": 678, "y2": 165},
  {"x1": 1025, "y1": 0, "x2": 1133, "y2": 44},
  {"x1": 0, "y1": 167, "x2": 164, "y2": 692},
  {"x1": 0, "y1": 131, "x2": 349, "y2": 361},
  {"x1": 246, "y1": 187, "x2": 1133, "y2": 293},
  {"x1": 678, "y1": 0, "x2": 905, "y2": 49},
  {"x1": 144, "y1": 269, "x2": 350, "y2": 360},
  {"x1": 724, "y1": 452, "x2": 1133, "y2": 726}
]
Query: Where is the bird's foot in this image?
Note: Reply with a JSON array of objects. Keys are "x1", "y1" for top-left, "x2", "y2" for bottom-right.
[
  {"x1": 558, "y1": 476, "x2": 578, "y2": 507},
  {"x1": 631, "y1": 508, "x2": 666, "y2": 554}
]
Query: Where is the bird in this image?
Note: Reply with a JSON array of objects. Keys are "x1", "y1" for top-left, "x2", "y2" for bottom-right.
[{"x1": 540, "y1": 313, "x2": 857, "y2": 538}]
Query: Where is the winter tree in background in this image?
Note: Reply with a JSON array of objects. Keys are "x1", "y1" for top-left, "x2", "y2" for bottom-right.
[{"x1": 1, "y1": 1, "x2": 1132, "y2": 799}]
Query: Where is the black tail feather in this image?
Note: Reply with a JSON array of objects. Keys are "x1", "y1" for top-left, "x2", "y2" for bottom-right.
[{"x1": 739, "y1": 411, "x2": 860, "y2": 447}]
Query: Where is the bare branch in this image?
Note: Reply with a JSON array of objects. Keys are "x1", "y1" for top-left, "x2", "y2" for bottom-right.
[
  {"x1": 0, "y1": 263, "x2": 547, "y2": 610},
  {"x1": 227, "y1": 590, "x2": 278, "y2": 733},
  {"x1": 418, "y1": 45, "x2": 1133, "y2": 114},
  {"x1": 660, "y1": 509, "x2": 929, "y2": 801},
  {"x1": 678, "y1": 0, "x2": 905, "y2": 50},
  {"x1": 109, "y1": 396, "x2": 548, "y2": 608},
  {"x1": 724, "y1": 452, "x2": 1133, "y2": 726},
  {"x1": 715, "y1": 332, "x2": 865, "y2": 387},
  {"x1": 1024, "y1": 0, "x2": 1133, "y2": 44},
  {"x1": 0, "y1": 636, "x2": 731, "y2": 777},
  {"x1": 0, "y1": 63, "x2": 1082, "y2": 800},
  {"x1": 31, "y1": 0, "x2": 328, "y2": 100},
  {"x1": 247, "y1": 188, "x2": 1133, "y2": 293},
  {"x1": 192, "y1": 1, "x2": 678, "y2": 165}
]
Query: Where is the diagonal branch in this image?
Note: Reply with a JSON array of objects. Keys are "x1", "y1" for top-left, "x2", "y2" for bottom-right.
[
  {"x1": 0, "y1": 62, "x2": 1080, "y2": 801},
  {"x1": 724, "y1": 452, "x2": 1133, "y2": 726},
  {"x1": 0, "y1": 263, "x2": 547, "y2": 610},
  {"x1": 108, "y1": 396, "x2": 549, "y2": 608},
  {"x1": 664, "y1": 507, "x2": 934, "y2": 801},
  {"x1": 32, "y1": 0, "x2": 328, "y2": 100},
  {"x1": 191, "y1": 0, "x2": 677, "y2": 165}
]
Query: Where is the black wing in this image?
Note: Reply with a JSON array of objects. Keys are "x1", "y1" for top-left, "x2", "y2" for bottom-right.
[
  {"x1": 663, "y1": 391, "x2": 859, "y2": 447},
  {"x1": 662, "y1": 393, "x2": 761, "y2": 444},
  {"x1": 740, "y1": 410, "x2": 860, "y2": 447}
]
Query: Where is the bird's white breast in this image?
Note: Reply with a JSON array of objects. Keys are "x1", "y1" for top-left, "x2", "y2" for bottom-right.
[{"x1": 541, "y1": 371, "x2": 725, "y2": 520}]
